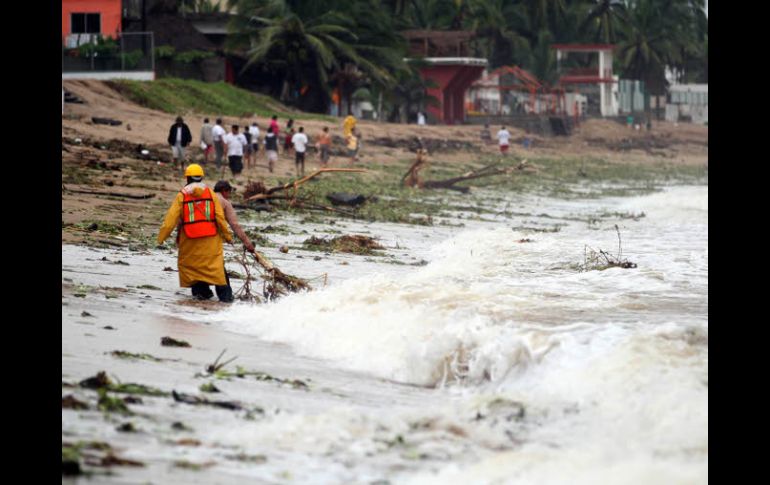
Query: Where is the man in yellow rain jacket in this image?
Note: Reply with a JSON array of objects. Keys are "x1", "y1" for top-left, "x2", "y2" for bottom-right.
[
  {"x1": 157, "y1": 164, "x2": 234, "y2": 302},
  {"x1": 343, "y1": 114, "x2": 356, "y2": 138}
]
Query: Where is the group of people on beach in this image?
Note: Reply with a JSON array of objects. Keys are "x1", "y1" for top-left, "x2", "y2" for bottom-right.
[{"x1": 169, "y1": 114, "x2": 363, "y2": 179}]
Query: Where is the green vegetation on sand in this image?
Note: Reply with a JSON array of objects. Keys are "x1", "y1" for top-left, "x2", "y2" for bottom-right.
[{"x1": 107, "y1": 78, "x2": 334, "y2": 120}]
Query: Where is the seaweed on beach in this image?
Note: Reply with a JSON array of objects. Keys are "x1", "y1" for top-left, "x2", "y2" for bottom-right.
[
  {"x1": 108, "y1": 350, "x2": 168, "y2": 362},
  {"x1": 78, "y1": 371, "x2": 170, "y2": 397},
  {"x1": 62, "y1": 395, "x2": 90, "y2": 410},
  {"x1": 302, "y1": 234, "x2": 384, "y2": 255},
  {"x1": 161, "y1": 336, "x2": 191, "y2": 347},
  {"x1": 171, "y1": 390, "x2": 243, "y2": 410}
]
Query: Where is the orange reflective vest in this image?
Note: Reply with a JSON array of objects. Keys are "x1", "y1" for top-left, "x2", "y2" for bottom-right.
[{"x1": 180, "y1": 188, "x2": 217, "y2": 238}]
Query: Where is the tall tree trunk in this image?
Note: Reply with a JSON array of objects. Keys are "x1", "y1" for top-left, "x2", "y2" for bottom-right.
[{"x1": 280, "y1": 80, "x2": 290, "y2": 103}]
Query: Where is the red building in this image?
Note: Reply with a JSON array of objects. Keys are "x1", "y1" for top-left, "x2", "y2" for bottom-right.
[
  {"x1": 62, "y1": 0, "x2": 122, "y2": 45},
  {"x1": 402, "y1": 31, "x2": 487, "y2": 125}
]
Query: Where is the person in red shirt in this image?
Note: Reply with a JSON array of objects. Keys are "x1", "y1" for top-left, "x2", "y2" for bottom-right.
[{"x1": 270, "y1": 115, "x2": 280, "y2": 139}]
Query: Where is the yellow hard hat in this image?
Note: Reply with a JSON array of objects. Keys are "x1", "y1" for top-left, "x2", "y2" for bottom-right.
[{"x1": 184, "y1": 164, "x2": 204, "y2": 177}]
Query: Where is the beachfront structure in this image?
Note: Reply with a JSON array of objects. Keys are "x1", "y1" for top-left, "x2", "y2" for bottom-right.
[
  {"x1": 666, "y1": 84, "x2": 708, "y2": 124},
  {"x1": 402, "y1": 31, "x2": 487, "y2": 125},
  {"x1": 466, "y1": 65, "x2": 590, "y2": 117},
  {"x1": 552, "y1": 44, "x2": 619, "y2": 117},
  {"x1": 62, "y1": 0, "x2": 122, "y2": 46}
]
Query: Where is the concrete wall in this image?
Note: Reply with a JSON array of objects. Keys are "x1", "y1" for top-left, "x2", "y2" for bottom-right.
[{"x1": 62, "y1": 71, "x2": 155, "y2": 81}]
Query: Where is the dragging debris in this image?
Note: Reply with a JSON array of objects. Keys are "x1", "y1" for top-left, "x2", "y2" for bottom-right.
[{"x1": 234, "y1": 249, "x2": 312, "y2": 302}]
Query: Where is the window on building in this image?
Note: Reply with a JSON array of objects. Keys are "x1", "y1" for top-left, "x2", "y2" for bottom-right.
[{"x1": 71, "y1": 13, "x2": 101, "y2": 34}]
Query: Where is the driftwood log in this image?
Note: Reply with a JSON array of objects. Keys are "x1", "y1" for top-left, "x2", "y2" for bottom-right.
[
  {"x1": 62, "y1": 186, "x2": 155, "y2": 199},
  {"x1": 402, "y1": 150, "x2": 529, "y2": 193},
  {"x1": 245, "y1": 168, "x2": 366, "y2": 202}
]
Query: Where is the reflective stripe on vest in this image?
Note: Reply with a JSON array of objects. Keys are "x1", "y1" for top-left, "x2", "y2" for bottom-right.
[{"x1": 180, "y1": 188, "x2": 217, "y2": 239}]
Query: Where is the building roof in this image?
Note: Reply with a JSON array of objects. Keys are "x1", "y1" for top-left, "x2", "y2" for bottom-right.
[
  {"x1": 145, "y1": 13, "x2": 219, "y2": 51},
  {"x1": 420, "y1": 57, "x2": 487, "y2": 66},
  {"x1": 551, "y1": 44, "x2": 615, "y2": 52}
]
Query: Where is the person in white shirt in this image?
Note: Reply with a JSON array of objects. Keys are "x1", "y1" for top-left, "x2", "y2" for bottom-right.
[
  {"x1": 417, "y1": 111, "x2": 426, "y2": 125},
  {"x1": 200, "y1": 118, "x2": 214, "y2": 165},
  {"x1": 291, "y1": 126, "x2": 309, "y2": 176},
  {"x1": 212, "y1": 118, "x2": 227, "y2": 170},
  {"x1": 248, "y1": 122, "x2": 260, "y2": 168},
  {"x1": 223, "y1": 125, "x2": 248, "y2": 176},
  {"x1": 497, "y1": 126, "x2": 511, "y2": 155}
]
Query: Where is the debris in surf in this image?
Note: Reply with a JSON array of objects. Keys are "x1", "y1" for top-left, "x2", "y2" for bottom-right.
[
  {"x1": 234, "y1": 249, "x2": 311, "y2": 302},
  {"x1": 161, "y1": 336, "x2": 191, "y2": 347},
  {"x1": 302, "y1": 234, "x2": 384, "y2": 255},
  {"x1": 62, "y1": 395, "x2": 89, "y2": 410},
  {"x1": 171, "y1": 390, "x2": 243, "y2": 410},
  {"x1": 580, "y1": 225, "x2": 638, "y2": 271}
]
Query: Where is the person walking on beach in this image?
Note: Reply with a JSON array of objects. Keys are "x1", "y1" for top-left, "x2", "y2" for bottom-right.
[
  {"x1": 264, "y1": 126, "x2": 278, "y2": 173},
  {"x1": 157, "y1": 164, "x2": 234, "y2": 302},
  {"x1": 200, "y1": 118, "x2": 214, "y2": 165},
  {"x1": 270, "y1": 115, "x2": 280, "y2": 139},
  {"x1": 497, "y1": 126, "x2": 511, "y2": 155},
  {"x1": 480, "y1": 123, "x2": 492, "y2": 144},
  {"x1": 343, "y1": 113, "x2": 356, "y2": 138},
  {"x1": 168, "y1": 116, "x2": 192, "y2": 175},
  {"x1": 223, "y1": 125, "x2": 248, "y2": 177},
  {"x1": 417, "y1": 111, "x2": 426, "y2": 126},
  {"x1": 213, "y1": 180, "x2": 256, "y2": 255},
  {"x1": 346, "y1": 130, "x2": 358, "y2": 164},
  {"x1": 317, "y1": 126, "x2": 331, "y2": 167},
  {"x1": 284, "y1": 118, "x2": 295, "y2": 157},
  {"x1": 292, "y1": 126, "x2": 309, "y2": 176},
  {"x1": 242, "y1": 124, "x2": 253, "y2": 169},
  {"x1": 212, "y1": 118, "x2": 226, "y2": 171},
  {"x1": 248, "y1": 122, "x2": 260, "y2": 167}
]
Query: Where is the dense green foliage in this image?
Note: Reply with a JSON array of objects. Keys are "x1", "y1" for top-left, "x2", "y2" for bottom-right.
[{"x1": 218, "y1": 0, "x2": 706, "y2": 117}]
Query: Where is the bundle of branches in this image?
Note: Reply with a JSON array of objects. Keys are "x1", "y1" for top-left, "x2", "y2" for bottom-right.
[
  {"x1": 234, "y1": 249, "x2": 311, "y2": 302},
  {"x1": 581, "y1": 225, "x2": 638, "y2": 271},
  {"x1": 303, "y1": 235, "x2": 384, "y2": 255},
  {"x1": 243, "y1": 180, "x2": 268, "y2": 199},
  {"x1": 402, "y1": 153, "x2": 527, "y2": 193}
]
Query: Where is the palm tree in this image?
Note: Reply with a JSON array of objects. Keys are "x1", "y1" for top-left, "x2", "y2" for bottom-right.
[
  {"x1": 522, "y1": 0, "x2": 567, "y2": 34},
  {"x1": 466, "y1": 0, "x2": 531, "y2": 68},
  {"x1": 616, "y1": 0, "x2": 679, "y2": 123},
  {"x1": 580, "y1": 0, "x2": 627, "y2": 44},
  {"x1": 226, "y1": 0, "x2": 404, "y2": 113}
]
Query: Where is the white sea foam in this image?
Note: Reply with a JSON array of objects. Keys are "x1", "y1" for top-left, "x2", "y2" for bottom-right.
[{"x1": 198, "y1": 185, "x2": 707, "y2": 483}]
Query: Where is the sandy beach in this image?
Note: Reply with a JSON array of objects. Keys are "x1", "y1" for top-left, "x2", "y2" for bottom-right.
[{"x1": 62, "y1": 80, "x2": 707, "y2": 484}]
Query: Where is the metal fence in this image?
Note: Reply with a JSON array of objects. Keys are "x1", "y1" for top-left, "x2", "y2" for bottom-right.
[{"x1": 62, "y1": 32, "x2": 154, "y2": 73}]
